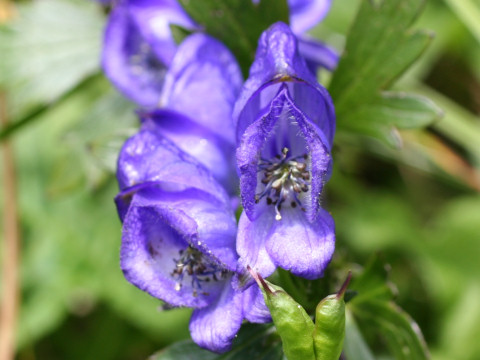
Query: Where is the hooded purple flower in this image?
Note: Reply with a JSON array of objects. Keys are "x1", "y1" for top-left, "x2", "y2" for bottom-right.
[
  {"x1": 116, "y1": 128, "x2": 268, "y2": 352},
  {"x1": 137, "y1": 33, "x2": 242, "y2": 195},
  {"x1": 234, "y1": 22, "x2": 335, "y2": 281},
  {"x1": 102, "y1": 0, "x2": 194, "y2": 107}
]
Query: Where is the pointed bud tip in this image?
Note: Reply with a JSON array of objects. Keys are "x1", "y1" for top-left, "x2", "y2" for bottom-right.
[
  {"x1": 336, "y1": 271, "x2": 352, "y2": 300},
  {"x1": 247, "y1": 265, "x2": 273, "y2": 295}
]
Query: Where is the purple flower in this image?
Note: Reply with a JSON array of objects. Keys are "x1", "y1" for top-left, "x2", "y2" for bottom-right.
[
  {"x1": 116, "y1": 129, "x2": 268, "y2": 352},
  {"x1": 234, "y1": 22, "x2": 335, "y2": 280},
  {"x1": 137, "y1": 33, "x2": 243, "y2": 195},
  {"x1": 102, "y1": 0, "x2": 194, "y2": 107}
]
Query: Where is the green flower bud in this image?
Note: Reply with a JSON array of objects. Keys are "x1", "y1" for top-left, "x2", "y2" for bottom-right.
[
  {"x1": 313, "y1": 273, "x2": 352, "y2": 360},
  {"x1": 249, "y1": 267, "x2": 316, "y2": 360}
]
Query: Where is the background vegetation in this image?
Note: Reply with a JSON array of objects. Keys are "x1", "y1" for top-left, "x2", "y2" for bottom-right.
[{"x1": 1, "y1": 0, "x2": 479, "y2": 359}]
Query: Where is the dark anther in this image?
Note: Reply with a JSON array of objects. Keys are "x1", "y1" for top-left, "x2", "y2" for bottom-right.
[{"x1": 171, "y1": 246, "x2": 229, "y2": 297}]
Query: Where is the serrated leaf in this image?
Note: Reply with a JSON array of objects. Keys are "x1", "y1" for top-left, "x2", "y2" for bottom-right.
[
  {"x1": 150, "y1": 324, "x2": 283, "y2": 360},
  {"x1": 178, "y1": 0, "x2": 289, "y2": 76},
  {"x1": 0, "y1": 0, "x2": 103, "y2": 117},
  {"x1": 329, "y1": 0, "x2": 435, "y2": 145}
]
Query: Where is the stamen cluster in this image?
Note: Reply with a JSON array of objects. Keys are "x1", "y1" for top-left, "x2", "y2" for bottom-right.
[
  {"x1": 172, "y1": 246, "x2": 229, "y2": 297},
  {"x1": 255, "y1": 148, "x2": 310, "y2": 220}
]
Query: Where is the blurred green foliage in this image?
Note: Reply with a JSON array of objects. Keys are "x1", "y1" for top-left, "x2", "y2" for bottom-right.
[{"x1": 0, "y1": 0, "x2": 480, "y2": 359}]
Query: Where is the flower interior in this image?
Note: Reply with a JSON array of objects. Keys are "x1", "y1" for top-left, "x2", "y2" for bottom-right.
[{"x1": 171, "y1": 245, "x2": 229, "y2": 297}]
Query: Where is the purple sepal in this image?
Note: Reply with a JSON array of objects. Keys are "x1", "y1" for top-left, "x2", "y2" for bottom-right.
[
  {"x1": 242, "y1": 285, "x2": 272, "y2": 323},
  {"x1": 116, "y1": 128, "x2": 230, "y2": 207},
  {"x1": 139, "y1": 109, "x2": 237, "y2": 195},
  {"x1": 115, "y1": 182, "x2": 155, "y2": 222},
  {"x1": 289, "y1": 0, "x2": 332, "y2": 34},
  {"x1": 237, "y1": 207, "x2": 335, "y2": 280},
  {"x1": 189, "y1": 282, "x2": 244, "y2": 353},
  {"x1": 265, "y1": 207, "x2": 335, "y2": 279},
  {"x1": 233, "y1": 22, "x2": 335, "y2": 147},
  {"x1": 236, "y1": 210, "x2": 277, "y2": 281},
  {"x1": 160, "y1": 33, "x2": 243, "y2": 144}
]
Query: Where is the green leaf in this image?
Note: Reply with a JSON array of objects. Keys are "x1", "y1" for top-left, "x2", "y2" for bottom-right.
[
  {"x1": 348, "y1": 257, "x2": 429, "y2": 360},
  {"x1": 416, "y1": 84, "x2": 480, "y2": 167},
  {"x1": 349, "y1": 256, "x2": 396, "y2": 303},
  {"x1": 347, "y1": 92, "x2": 443, "y2": 146},
  {"x1": 0, "y1": 0, "x2": 103, "y2": 117},
  {"x1": 177, "y1": 0, "x2": 289, "y2": 76},
  {"x1": 149, "y1": 324, "x2": 283, "y2": 360},
  {"x1": 352, "y1": 301, "x2": 429, "y2": 360},
  {"x1": 329, "y1": 0, "x2": 435, "y2": 145},
  {"x1": 419, "y1": 196, "x2": 480, "y2": 282},
  {"x1": 344, "y1": 310, "x2": 376, "y2": 360}
]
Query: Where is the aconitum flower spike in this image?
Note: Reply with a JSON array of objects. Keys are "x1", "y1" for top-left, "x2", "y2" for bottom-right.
[
  {"x1": 115, "y1": 130, "x2": 268, "y2": 352},
  {"x1": 234, "y1": 22, "x2": 335, "y2": 280},
  {"x1": 102, "y1": 0, "x2": 194, "y2": 107}
]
